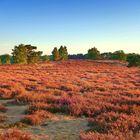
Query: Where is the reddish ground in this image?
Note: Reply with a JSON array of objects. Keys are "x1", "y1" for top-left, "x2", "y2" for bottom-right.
[{"x1": 0, "y1": 60, "x2": 140, "y2": 140}]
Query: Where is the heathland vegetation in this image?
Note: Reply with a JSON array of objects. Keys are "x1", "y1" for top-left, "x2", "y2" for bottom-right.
[
  {"x1": 0, "y1": 60, "x2": 140, "y2": 139},
  {"x1": 0, "y1": 44, "x2": 140, "y2": 139}
]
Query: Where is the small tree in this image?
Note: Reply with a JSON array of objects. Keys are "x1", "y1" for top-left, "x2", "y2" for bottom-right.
[
  {"x1": 12, "y1": 44, "x2": 28, "y2": 64},
  {"x1": 52, "y1": 47, "x2": 60, "y2": 61},
  {"x1": 87, "y1": 47, "x2": 100, "y2": 60},
  {"x1": 12, "y1": 44, "x2": 42, "y2": 64},
  {"x1": 127, "y1": 53, "x2": 140, "y2": 67},
  {"x1": 112, "y1": 50, "x2": 127, "y2": 61},
  {"x1": 59, "y1": 46, "x2": 68, "y2": 60}
]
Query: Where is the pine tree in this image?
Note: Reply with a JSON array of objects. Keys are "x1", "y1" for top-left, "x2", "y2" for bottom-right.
[
  {"x1": 63, "y1": 46, "x2": 68, "y2": 60},
  {"x1": 12, "y1": 44, "x2": 28, "y2": 64},
  {"x1": 12, "y1": 44, "x2": 42, "y2": 64},
  {"x1": 59, "y1": 46, "x2": 68, "y2": 60},
  {"x1": 52, "y1": 47, "x2": 60, "y2": 61},
  {"x1": 59, "y1": 46, "x2": 64, "y2": 60}
]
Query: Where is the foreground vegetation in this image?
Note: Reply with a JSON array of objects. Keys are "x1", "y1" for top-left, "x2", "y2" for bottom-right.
[{"x1": 0, "y1": 60, "x2": 140, "y2": 139}]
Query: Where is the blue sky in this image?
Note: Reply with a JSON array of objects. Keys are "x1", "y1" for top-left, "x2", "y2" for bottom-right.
[{"x1": 0, "y1": 0, "x2": 140, "y2": 55}]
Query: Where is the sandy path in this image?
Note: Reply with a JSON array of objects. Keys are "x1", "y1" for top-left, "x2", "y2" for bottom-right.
[
  {"x1": 0, "y1": 99, "x2": 89, "y2": 140},
  {"x1": 0, "y1": 99, "x2": 27, "y2": 124},
  {"x1": 26, "y1": 118, "x2": 89, "y2": 140}
]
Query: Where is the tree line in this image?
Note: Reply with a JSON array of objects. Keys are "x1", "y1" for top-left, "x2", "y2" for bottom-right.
[
  {"x1": 86, "y1": 47, "x2": 140, "y2": 67},
  {"x1": 0, "y1": 44, "x2": 140, "y2": 67}
]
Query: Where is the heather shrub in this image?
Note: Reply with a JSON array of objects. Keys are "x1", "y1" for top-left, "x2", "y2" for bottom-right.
[
  {"x1": 88, "y1": 112, "x2": 140, "y2": 137},
  {"x1": 80, "y1": 132, "x2": 120, "y2": 140},
  {"x1": 0, "y1": 60, "x2": 139, "y2": 139},
  {"x1": 0, "y1": 128, "x2": 32, "y2": 140},
  {"x1": 22, "y1": 110, "x2": 53, "y2": 125},
  {"x1": 80, "y1": 132, "x2": 140, "y2": 140},
  {"x1": 27, "y1": 102, "x2": 50, "y2": 113}
]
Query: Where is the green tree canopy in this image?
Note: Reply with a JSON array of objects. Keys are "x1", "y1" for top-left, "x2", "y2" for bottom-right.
[
  {"x1": 127, "y1": 53, "x2": 140, "y2": 67},
  {"x1": 28, "y1": 51, "x2": 43, "y2": 64},
  {"x1": 59, "y1": 46, "x2": 68, "y2": 60},
  {"x1": 12, "y1": 44, "x2": 42, "y2": 64},
  {"x1": 0, "y1": 54, "x2": 11, "y2": 64},
  {"x1": 87, "y1": 47, "x2": 100, "y2": 60},
  {"x1": 52, "y1": 47, "x2": 60, "y2": 61},
  {"x1": 112, "y1": 50, "x2": 127, "y2": 61},
  {"x1": 12, "y1": 44, "x2": 28, "y2": 64},
  {"x1": 40, "y1": 55, "x2": 49, "y2": 61}
]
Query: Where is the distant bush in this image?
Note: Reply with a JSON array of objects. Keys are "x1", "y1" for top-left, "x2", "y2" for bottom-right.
[
  {"x1": 40, "y1": 55, "x2": 49, "y2": 61},
  {"x1": 87, "y1": 47, "x2": 100, "y2": 60},
  {"x1": 111, "y1": 50, "x2": 127, "y2": 61},
  {"x1": 127, "y1": 53, "x2": 140, "y2": 67},
  {"x1": 101, "y1": 52, "x2": 113, "y2": 60},
  {"x1": 68, "y1": 54, "x2": 86, "y2": 59},
  {"x1": 0, "y1": 54, "x2": 11, "y2": 64}
]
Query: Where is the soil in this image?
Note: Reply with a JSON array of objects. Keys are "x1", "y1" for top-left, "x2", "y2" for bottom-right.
[{"x1": 0, "y1": 99, "x2": 89, "y2": 140}]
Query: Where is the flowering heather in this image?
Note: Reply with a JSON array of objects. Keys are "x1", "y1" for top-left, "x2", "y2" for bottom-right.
[{"x1": 0, "y1": 60, "x2": 140, "y2": 139}]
